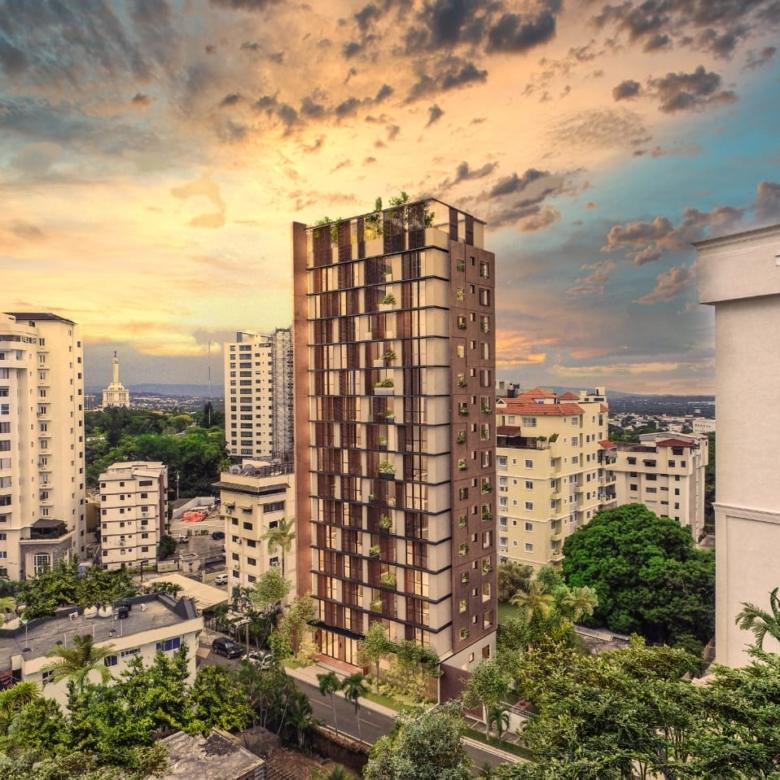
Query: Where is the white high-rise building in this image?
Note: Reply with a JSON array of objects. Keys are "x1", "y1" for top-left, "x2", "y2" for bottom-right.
[
  {"x1": 98, "y1": 461, "x2": 167, "y2": 571},
  {"x1": 0, "y1": 313, "x2": 86, "y2": 579},
  {"x1": 696, "y1": 223, "x2": 780, "y2": 666},
  {"x1": 101, "y1": 352, "x2": 130, "y2": 408},
  {"x1": 613, "y1": 431, "x2": 708, "y2": 542},
  {"x1": 223, "y1": 328, "x2": 293, "y2": 462}
]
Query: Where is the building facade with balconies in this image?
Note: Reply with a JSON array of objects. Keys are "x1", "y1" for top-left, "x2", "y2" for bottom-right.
[
  {"x1": 98, "y1": 462, "x2": 167, "y2": 570},
  {"x1": 613, "y1": 432, "x2": 708, "y2": 541},
  {"x1": 292, "y1": 199, "x2": 497, "y2": 680},
  {"x1": 495, "y1": 388, "x2": 615, "y2": 569},
  {"x1": 0, "y1": 313, "x2": 86, "y2": 579},
  {"x1": 224, "y1": 328, "x2": 293, "y2": 462},
  {"x1": 214, "y1": 462, "x2": 296, "y2": 596}
]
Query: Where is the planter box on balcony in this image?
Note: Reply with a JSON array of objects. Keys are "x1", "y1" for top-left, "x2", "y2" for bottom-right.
[
  {"x1": 374, "y1": 386, "x2": 394, "y2": 396},
  {"x1": 379, "y1": 302, "x2": 394, "y2": 312},
  {"x1": 378, "y1": 472, "x2": 395, "y2": 480}
]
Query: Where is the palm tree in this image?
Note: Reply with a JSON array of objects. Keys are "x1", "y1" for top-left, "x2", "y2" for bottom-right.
[
  {"x1": 0, "y1": 596, "x2": 16, "y2": 628},
  {"x1": 737, "y1": 587, "x2": 780, "y2": 650},
  {"x1": 510, "y1": 580, "x2": 554, "y2": 622},
  {"x1": 486, "y1": 703, "x2": 510, "y2": 742},
  {"x1": 0, "y1": 681, "x2": 40, "y2": 716},
  {"x1": 558, "y1": 585, "x2": 599, "y2": 623},
  {"x1": 44, "y1": 634, "x2": 114, "y2": 689},
  {"x1": 286, "y1": 690, "x2": 314, "y2": 750},
  {"x1": 263, "y1": 518, "x2": 295, "y2": 577},
  {"x1": 340, "y1": 672, "x2": 368, "y2": 742},
  {"x1": 317, "y1": 671, "x2": 341, "y2": 735}
]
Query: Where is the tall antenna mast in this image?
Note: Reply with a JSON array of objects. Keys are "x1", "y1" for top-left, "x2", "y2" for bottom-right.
[{"x1": 207, "y1": 340, "x2": 212, "y2": 427}]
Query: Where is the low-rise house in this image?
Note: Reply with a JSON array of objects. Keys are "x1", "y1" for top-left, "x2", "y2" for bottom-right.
[{"x1": 0, "y1": 593, "x2": 202, "y2": 706}]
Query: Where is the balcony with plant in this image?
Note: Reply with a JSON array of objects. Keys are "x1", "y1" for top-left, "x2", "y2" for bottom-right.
[
  {"x1": 456, "y1": 431, "x2": 466, "y2": 445},
  {"x1": 370, "y1": 597, "x2": 383, "y2": 612},
  {"x1": 457, "y1": 514, "x2": 467, "y2": 528},
  {"x1": 377, "y1": 435, "x2": 388, "y2": 451},
  {"x1": 458, "y1": 404, "x2": 469, "y2": 417},
  {"x1": 378, "y1": 461, "x2": 396, "y2": 480},
  {"x1": 382, "y1": 349, "x2": 397, "y2": 365},
  {"x1": 374, "y1": 377, "x2": 395, "y2": 396},
  {"x1": 379, "y1": 292, "x2": 396, "y2": 311},
  {"x1": 457, "y1": 458, "x2": 467, "y2": 472},
  {"x1": 457, "y1": 374, "x2": 467, "y2": 388},
  {"x1": 379, "y1": 571, "x2": 397, "y2": 589},
  {"x1": 482, "y1": 560, "x2": 493, "y2": 575},
  {"x1": 482, "y1": 506, "x2": 493, "y2": 522},
  {"x1": 378, "y1": 513, "x2": 393, "y2": 531},
  {"x1": 481, "y1": 400, "x2": 492, "y2": 414},
  {"x1": 481, "y1": 479, "x2": 493, "y2": 494},
  {"x1": 369, "y1": 544, "x2": 381, "y2": 557}
]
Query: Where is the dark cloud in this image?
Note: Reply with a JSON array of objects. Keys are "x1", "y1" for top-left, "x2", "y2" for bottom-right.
[
  {"x1": 612, "y1": 79, "x2": 641, "y2": 101},
  {"x1": 643, "y1": 32, "x2": 671, "y2": 51},
  {"x1": 209, "y1": 0, "x2": 281, "y2": 11},
  {"x1": 635, "y1": 265, "x2": 696, "y2": 305},
  {"x1": 647, "y1": 65, "x2": 736, "y2": 113},
  {"x1": 375, "y1": 83, "x2": 394, "y2": 102},
  {"x1": 487, "y1": 9, "x2": 557, "y2": 53},
  {"x1": 489, "y1": 169, "x2": 548, "y2": 197},
  {"x1": 440, "y1": 160, "x2": 498, "y2": 190},
  {"x1": 426, "y1": 104, "x2": 444, "y2": 126},
  {"x1": 219, "y1": 93, "x2": 242, "y2": 107},
  {"x1": 408, "y1": 57, "x2": 487, "y2": 100},
  {"x1": 253, "y1": 94, "x2": 299, "y2": 130},
  {"x1": 131, "y1": 92, "x2": 152, "y2": 107},
  {"x1": 240, "y1": 41, "x2": 261, "y2": 51},
  {"x1": 0, "y1": 38, "x2": 26, "y2": 76},
  {"x1": 300, "y1": 95, "x2": 326, "y2": 118},
  {"x1": 744, "y1": 45, "x2": 777, "y2": 69},
  {"x1": 343, "y1": 40, "x2": 366, "y2": 58},
  {"x1": 553, "y1": 108, "x2": 650, "y2": 149},
  {"x1": 387, "y1": 124, "x2": 400, "y2": 140},
  {"x1": 335, "y1": 96, "x2": 362, "y2": 117}
]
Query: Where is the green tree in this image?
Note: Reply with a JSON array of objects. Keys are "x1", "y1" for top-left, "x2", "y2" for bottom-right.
[
  {"x1": 157, "y1": 534, "x2": 177, "y2": 560},
  {"x1": 340, "y1": 672, "x2": 368, "y2": 742},
  {"x1": 360, "y1": 621, "x2": 391, "y2": 681},
  {"x1": 556, "y1": 585, "x2": 599, "y2": 623},
  {"x1": 249, "y1": 568, "x2": 291, "y2": 613},
  {"x1": 317, "y1": 671, "x2": 342, "y2": 735},
  {"x1": 3, "y1": 696, "x2": 67, "y2": 753},
  {"x1": 497, "y1": 561, "x2": 534, "y2": 603},
  {"x1": 486, "y1": 703, "x2": 510, "y2": 742},
  {"x1": 190, "y1": 665, "x2": 251, "y2": 733},
  {"x1": 511, "y1": 579, "x2": 554, "y2": 622},
  {"x1": 736, "y1": 586, "x2": 780, "y2": 650},
  {"x1": 263, "y1": 518, "x2": 295, "y2": 577},
  {"x1": 364, "y1": 702, "x2": 472, "y2": 780},
  {"x1": 464, "y1": 659, "x2": 510, "y2": 722},
  {"x1": 562, "y1": 504, "x2": 715, "y2": 651},
  {"x1": 276, "y1": 593, "x2": 315, "y2": 656},
  {"x1": 44, "y1": 634, "x2": 115, "y2": 689},
  {"x1": 0, "y1": 681, "x2": 41, "y2": 733},
  {"x1": 0, "y1": 596, "x2": 16, "y2": 627}
]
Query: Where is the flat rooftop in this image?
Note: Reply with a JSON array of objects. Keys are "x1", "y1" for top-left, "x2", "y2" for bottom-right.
[
  {"x1": 161, "y1": 730, "x2": 264, "y2": 780},
  {"x1": 0, "y1": 594, "x2": 196, "y2": 670}
]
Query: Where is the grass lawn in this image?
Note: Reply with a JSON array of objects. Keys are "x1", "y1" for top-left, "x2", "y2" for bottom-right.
[
  {"x1": 464, "y1": 727, "x2": 534, "y2": 761},
  {"x1": 363, "y1": 689, "x2": 406, "y2": 712},
  {"x1": 283, "y1": 657, "x2": 313, "y2": 670},
  {"x1": 498, "y1": 601, "x2": 524, "y2": 624}
]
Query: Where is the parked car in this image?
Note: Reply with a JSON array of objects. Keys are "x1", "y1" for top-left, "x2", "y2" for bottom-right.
[
  {"x1": 177, "y1": 535, "x2": 188, "y2": 544},
  {"x1": 211, "y1": 637, "x2": 243, "y2": 659},
  {"x1": 211, "y1": 531, "x2": 225, "y2": 540},
  {"x1": 243, "y1": 650, "x2": 274, "y2": 669},
  {"x1": 213, "y1": 573, "x2": 228, "y2": 586}
]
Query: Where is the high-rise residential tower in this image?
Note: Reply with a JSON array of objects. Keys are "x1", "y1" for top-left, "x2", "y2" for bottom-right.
[
  {"x1": 292, "y1": 199, "x2": 497, "y2": 685},
  {"x1": 695, "y1": 223, "x2": 780, "y2": 665},
  {"x1": 0, "y1": 313, "x2": 86, "y2": 579},
  {"x1": 495, "y1": 388, "x2": 616, "y2": 569},
  {"x1": 223, "y1": 328, "x2": 293, "y2": 462},
  {"x1": 101, "y1": 352, "x2": 130, "y2": 408}
]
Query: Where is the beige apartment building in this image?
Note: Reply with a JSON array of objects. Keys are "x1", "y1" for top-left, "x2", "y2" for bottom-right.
[
  {"x1": 0, "y1": 313, "x2": 86, "y2": 579},
  {"x1": 496, "y1": 388, "x2": 616, "y2": 569},
  {"x1": 293, "y1": 199, "x2": 497, "y2": 684},
  {"x1": 614, "y1": 432, "x2": 708, "y2": 541},
  {"x1": 0, "y1": 594, "x2": 201, "y2": 707},
  {"x1": 98, "y1": 462, "x2": 167, "y2": 571},
  {"x1": 224, "y1": 329, "x2": 293, "y2": 462},
  {"x1": 215, "y1": 462, "x2": 296, "y2": 596},
  {"x1": 696, "y1": 223, "x2": 780, "y2": 665}
]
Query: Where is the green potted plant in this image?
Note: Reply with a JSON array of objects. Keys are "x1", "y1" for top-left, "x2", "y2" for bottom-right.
[
  {"x1": 380, "y1": 293, "x2": 396, "y2": 310},
  {"x1": 481, "y1": 400, "x2": 492, "y2": 414},
  {"x1": 369, "y1": 544, "x2": 380, "y2": 557},
  {"x1": 458, "y1": 515, "x2": 467, "y2": 528},
  {"x1": 371, "y1": 597, "x2": 383, "y2": 612},
  {"x1": 374, "y1": 378, "x2": 394, "y2": 395},
  {"x1": 383, "y1": 349, "x2": 397, "y2": 364},
  {"x1": 457, "y1": 459, "x2": 467, "y2": 472},
  {"x1": 378, "y1": 436, "x2": 388, "y2": 450},
  {"x1": 378, "y1": 514, "x2": 392, "y2": 530},
  {"x1": 458, "y1": 405, "x2": 469, "y2": 417},
  {"x1": 481, "y1": 479, "x2": 492, "y2": 494},
  {"x1": 378, "y1": 461, "x2": 395, "y2": 480},
  {"x1": 457, "y1": 374, "x2": 467, "y2": 388},
  {"x1": 456, "y1": 431, "x2": 466, "y2": 444},
  {"x1": 379, "y1": 571, "x2": 397, "y2": 588},
  {"x1": 385, "y1": 409, "x2": 395, "y2": 421},
  {"x1": 482, "y1": 507, "x2": 493, "y2": 522}
]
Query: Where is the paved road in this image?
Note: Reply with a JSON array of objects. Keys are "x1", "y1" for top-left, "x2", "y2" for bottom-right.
[{"x1": 292, "y1": 677, "x2": 512, "y2": 772}]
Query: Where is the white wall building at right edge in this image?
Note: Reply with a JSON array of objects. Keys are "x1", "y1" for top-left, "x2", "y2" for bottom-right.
[{"x1": 695, "y1": 224, "x2": 780, "y2": 666}]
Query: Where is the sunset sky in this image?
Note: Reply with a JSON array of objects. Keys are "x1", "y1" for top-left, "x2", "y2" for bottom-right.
[{"x1": 2, "y1": 0, "x2": 779, "y2": 394}]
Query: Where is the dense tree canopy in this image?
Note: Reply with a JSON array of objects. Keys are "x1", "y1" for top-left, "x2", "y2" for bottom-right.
[
  {"x1": 86, "y1": 408, "x2": 227, "y2": 496},
  {"x1": 562, "y1": 504, "x2": 715, "y2": 653}
]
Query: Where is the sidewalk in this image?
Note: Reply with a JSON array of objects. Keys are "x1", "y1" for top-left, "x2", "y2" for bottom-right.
[{"x1": 284, "y1": 660, "x2": 400, "y2": 718}]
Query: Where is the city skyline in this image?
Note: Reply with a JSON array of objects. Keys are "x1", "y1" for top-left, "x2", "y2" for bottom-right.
[{"x1": 2, "y1": 0, "x2": 780, "y2": 393}]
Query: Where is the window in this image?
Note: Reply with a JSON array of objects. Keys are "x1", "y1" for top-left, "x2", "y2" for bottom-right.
[
  {"x1": 524, "y1": 543, "x2": 533, "y2": 552},
  {"x1": 524, "y1": 459, "x2": 533, "y2": 468},
  {"x1": 524, "y1": 522, "x2": 533, "y2": 531},
  {"x1": 104, "y1": 655, "x2": 118, "y2": 667},
  {"x1": 121, "y1": 647, "x2": 140, "y2": 658},
  {"x1": 524, "y1": 501, "x2": 533, "y2": 510},
  {"x1": 156, "y1": 637, "x2": 181, "y2": 652}
]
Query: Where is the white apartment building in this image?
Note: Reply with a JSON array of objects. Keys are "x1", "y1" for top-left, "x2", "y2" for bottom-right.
[
  {"x1": 696, "y1": 223, "x2": 780, "y2": 666},
  {"x1": 214, "y1": 462, "x2": 295, "y2": 596},
  {"x1": 223, "y1": 329, "x2": 293, "y2": 462},
  {"x1": 0, "y1": 313, "x2": 86, "y2": 579},
  {"x1": 0, "y1": 594, "x2": 201, "y2": 707},
  {"x1": 101, "y1": 352, "x2": 130, "y2": 408},
  {"x1": 692, "y1": 417, "x2": 716, "y2": 435},
  {"x1": 98, "y1": 462, "x2": 167, "y2": 571},
  {"x1": 495, "y1": 388, "x2": 617, "y2": 569},
  {"x1": 614, "y1": 432, "x2": 708, "y2": 541}
]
